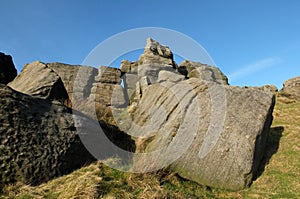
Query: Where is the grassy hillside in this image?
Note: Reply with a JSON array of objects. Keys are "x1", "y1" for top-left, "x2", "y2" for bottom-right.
[{"x1": 1, "y1": 97, "x2": 299, "y2": 199}]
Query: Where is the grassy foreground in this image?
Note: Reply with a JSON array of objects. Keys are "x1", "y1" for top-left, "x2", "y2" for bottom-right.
[{"x1": 1, "y1": 98, "x2": 299, "y2": 199}]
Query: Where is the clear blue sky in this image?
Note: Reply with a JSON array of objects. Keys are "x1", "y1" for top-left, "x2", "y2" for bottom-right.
[{"x1": 1, "y1": 0, "x2": 299, "y2": 89}]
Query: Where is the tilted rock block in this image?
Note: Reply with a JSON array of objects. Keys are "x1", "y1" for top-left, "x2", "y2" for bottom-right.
[
  {"x1": 130, "y1": 79, "x2": 275, "y2": 190},
  {"x1": 8, "y1": 61, "x2": 69, "y2": 103}
]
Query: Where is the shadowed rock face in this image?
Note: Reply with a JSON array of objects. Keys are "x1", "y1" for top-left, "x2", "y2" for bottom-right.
[
  {"x1": 278, "y1": 76, "x2": 300, "y2": 101},
  {"x1": 0, "y1": 52, "x2": 17, "y2": 84},
  {"x1": 1, "y1": 61, "x2": 133, "y2": 186},
  {"x1": 0, "y1": 84, "x2": 95, "y2": 185}
]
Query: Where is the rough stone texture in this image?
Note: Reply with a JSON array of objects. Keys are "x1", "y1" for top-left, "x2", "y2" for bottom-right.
[
  {"x1": 278, "y1": 76, "x2": 300, "y2": 101},
  {"x1": 138, "y1": 38, "x2": 175, "y2": 67},
  {"x1": 129, "y1": 79, "x2": 275, "y2": 190},
  {"x1": 249, "y1": 85, "x2": 278, "y2": 94},
  {"x1": 90, "y1": 83, "x2": 126, "y2": 107},
  {"x1": 179, "y1": 60, "x2": 229, "y2": 85},
  {"x1": 8, "y1": 61, "x2": 69, "y2": 103},
  {"x1": 0, "y1": 84, "x2": 95, "y2": 185},
  {"x1": 0, "y1": 52, "x2": 17, "y2": 84},
  {"x1": 95, "y1": 66, "x2": 121, "y2": 84},
  {"x1": 47, "y1": 62, "x2": 98, "y2": 103},
  {"x1": 122, "y1": 72, "x2": 139, "y2": 103},
  {"x1": 120, "y1": 60, "x2": 138, "y2": 73},
  {"x1": 158, "y1": 70, "x2": 186, "y2": 83},
  {"x1": 85, "y1": 66, "x2": 127, "y2": 125}
]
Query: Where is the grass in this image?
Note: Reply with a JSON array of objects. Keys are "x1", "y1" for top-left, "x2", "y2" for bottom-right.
[{"x1": 1, "y1": 97, "x2": 299, "y2": 198}]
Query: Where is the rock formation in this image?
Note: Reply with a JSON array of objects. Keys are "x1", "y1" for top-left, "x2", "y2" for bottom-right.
[
  {"x1": 0, "y1": 52, "x2": 17, "y2": 84},
  {"x1": 115, "y1": 38, "x2": 275, "y2": 190},
  {"x1": 278, "y1": 76, "x2": 300, "y2": 101},
  {"x1": 0, "y1": 38, "x2": 276, "y2": 191}
]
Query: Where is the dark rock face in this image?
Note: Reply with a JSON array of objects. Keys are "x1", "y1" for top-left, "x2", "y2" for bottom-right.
[
  {"x1": 0, "y1": 52, "x2": 17, "y2": 84},
  {"x1": 278, "y1": 76, "x2": 300, "y2": 101},
  {"x1": 0, "y1": 84, "x2": 95, "y2": 185}
]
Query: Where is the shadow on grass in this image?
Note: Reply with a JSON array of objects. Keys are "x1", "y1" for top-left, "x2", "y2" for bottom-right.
[{"x1": 254, "y1": 126, "x2": 284, "y2": 180}]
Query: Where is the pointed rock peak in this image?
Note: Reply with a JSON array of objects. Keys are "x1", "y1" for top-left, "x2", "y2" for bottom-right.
[
  {"x1": 138, "y1": 38, "x2": 175, "y2": 67},
  {"x1": 144, "y1": 38, "x2": 173, "y2": 59}
]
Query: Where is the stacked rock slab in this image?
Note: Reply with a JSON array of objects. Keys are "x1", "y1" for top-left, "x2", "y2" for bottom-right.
[
  {"x1": 278, "y1": 76, "x2": 300, "y2": 101},
  {"x1": 0, "y1": 84, "x2": 95, "y2": 185},
  {"x1": 88, "y1": 66, "x2": 126, "y2": 124},
  {"x1": 0, "y1": 52, "x2": 17, "y2": 84},
  {"x1": 121, "y1": 38, "x2": 183, "y2": 105}
]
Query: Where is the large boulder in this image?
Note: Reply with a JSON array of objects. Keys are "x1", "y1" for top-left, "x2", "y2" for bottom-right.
[
  {"x1": 0, "y1": 52, "x2": 17, "y2": 84},
  {"x1": 0, "y1": 84, "x2": 95, "y2": 185},
  {"x1": 278, "y1": 76, "x2": 300, "y2": 101},
  {"x1": 8, "y1": 61, "x2": 69, "y2": 103},
  {"x1": 129, "y1": 79, "x2": 275, "y2": 190}
]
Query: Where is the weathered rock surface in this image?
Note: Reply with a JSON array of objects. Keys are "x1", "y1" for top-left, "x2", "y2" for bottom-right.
[
  {"x1": 110, "y1": 38, "x2": 275, "y2": 190},
  {"x1": 0, "y1": 52, "x2": 17, "y2": 84},
  {"x1": 278, "y1": 76, "x2": 300, "y2": 101},
  {"x1": 158, "y1": 70, "x2": 186, "y2": 83},
  {"x1": 0, "y1": 38, "x2": 276, "y2": 191},
  {"x1": 8, "y1": 61, "x2": 69, "y2": 103},
  {"x1": 0, "y1": 84, "x2": 95, "y2": 185},
  {"x1": 138, "y1": 38, "x2": 175, "y2": 67},
  {"x1": 120, "y1": 60, "x2": 138, "y2": 73},
  {"x1": 179, "y1": 60, "x2": 229, "y2": 85},
  {"x1": 129, "y1": 79, "x2": 275, "y2": 190},
  {"x1": 47, "y1": 62, "x2": 98, "y2": 101}
]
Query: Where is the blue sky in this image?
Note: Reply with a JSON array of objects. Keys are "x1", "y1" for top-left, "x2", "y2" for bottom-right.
[{"x1": 1, "y1": 0, "x2": 299, "y2": 89}]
